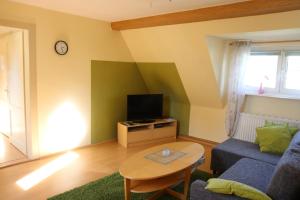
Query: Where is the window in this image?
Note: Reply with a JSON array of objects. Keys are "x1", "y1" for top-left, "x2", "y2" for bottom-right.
[
  {"x1": 284, "y1": 52, "x2": 300, "y2": 91},
  {"x1": 244, "y1": 49, "x2": 300, "y2": 97}
]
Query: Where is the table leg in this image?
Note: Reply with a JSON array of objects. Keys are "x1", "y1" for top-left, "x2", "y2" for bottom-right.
[
  {"x1": 124, "y1": 178, "x2": 131, "y2": 200},
  {"x1": 183, "y1": 166, "x2": 192, "y2": 199}
]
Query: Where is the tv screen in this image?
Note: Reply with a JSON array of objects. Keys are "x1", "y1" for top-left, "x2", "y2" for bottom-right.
[{"x1": 127, "y1": 94, "x2": 163, "y2": 121}]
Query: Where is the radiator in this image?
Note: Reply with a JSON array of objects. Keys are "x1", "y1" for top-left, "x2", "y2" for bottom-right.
[{"x1": 234, "y1": 113, "x2": 300, "y2": 143}]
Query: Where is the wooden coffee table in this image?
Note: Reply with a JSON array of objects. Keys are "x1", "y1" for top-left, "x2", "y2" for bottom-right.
[{"x1": 119, "y1": 142, "x2": 204, "y2": 200}]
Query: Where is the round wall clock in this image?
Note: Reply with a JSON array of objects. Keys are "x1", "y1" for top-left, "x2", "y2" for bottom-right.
[{"x1": 54, "y1": 40, "x2": 68, "y2": 55}]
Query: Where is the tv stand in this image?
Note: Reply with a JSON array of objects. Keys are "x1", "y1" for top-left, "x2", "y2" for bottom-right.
[{"x1": 118, "y1": 118, "x2": 177, "y2": 148}]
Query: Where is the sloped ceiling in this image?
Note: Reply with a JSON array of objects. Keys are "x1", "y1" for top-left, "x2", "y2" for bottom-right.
[
  {"x1": 121, "y1": 26, "x2": 224, "y2": 108},
  {"x1": 137, "y1": 62, "x2": 190, "y2": 135},
  {"x1": 121, "y1": 10, "x2": 300, "y2": 108}
]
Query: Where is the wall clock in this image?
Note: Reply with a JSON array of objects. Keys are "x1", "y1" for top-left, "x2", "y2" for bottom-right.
[{"x1": 54, "y1": 40, "x2": 68, "y2": 55}]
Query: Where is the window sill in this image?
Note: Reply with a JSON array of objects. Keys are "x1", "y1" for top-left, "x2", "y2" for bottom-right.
[{"x1": 245, "y1": 91, "x2": 300, "y2": 100}]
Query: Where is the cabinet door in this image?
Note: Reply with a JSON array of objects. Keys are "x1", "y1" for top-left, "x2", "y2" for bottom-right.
[
  {"x1": 127, "y1": 129, "x2": 153, "y2": 144},
  {"x1": 153, "y1": 126, "x2": 176, "y2": 139}
]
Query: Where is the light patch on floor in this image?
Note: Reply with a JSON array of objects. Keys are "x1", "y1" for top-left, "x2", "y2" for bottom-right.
[{"x1": 16, "y1": 151, "x2": 79, "y2": 191}]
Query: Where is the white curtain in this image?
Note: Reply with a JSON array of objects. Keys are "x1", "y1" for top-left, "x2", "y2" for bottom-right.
[{"x1": 225, "y1": 41, "x2": 251, "y2": 137}]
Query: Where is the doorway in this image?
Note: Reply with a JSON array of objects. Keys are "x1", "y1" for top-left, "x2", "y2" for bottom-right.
[{"x1": 0, "y1": 26, "x2": 28, "y2": 167}]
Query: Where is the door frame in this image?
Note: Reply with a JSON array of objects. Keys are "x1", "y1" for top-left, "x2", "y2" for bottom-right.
[{"x1": 0, "y1": 19, "x2": 39, "y2": 159}]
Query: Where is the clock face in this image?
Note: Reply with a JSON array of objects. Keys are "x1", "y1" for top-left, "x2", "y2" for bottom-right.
[{"x1": 55, "y1": 40, "x2": 68, "y2": 55}]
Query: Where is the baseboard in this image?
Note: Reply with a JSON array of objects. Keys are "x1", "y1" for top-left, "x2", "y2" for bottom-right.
[
  {"x1": 178, "y1": 135, "x2": 219, "y2": 147},
  {"x1": 38, "y1": 138, "x2": 118, "y2": 159},
  {"x1": 0, "y1": 139, "x2": 117, "y2": 169}
]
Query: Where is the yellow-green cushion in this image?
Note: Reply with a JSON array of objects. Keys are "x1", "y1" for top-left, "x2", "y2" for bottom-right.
[
  {"x1": 205, "y1": 178, "x2": 271, "y2": 200},
  {"x1": 256, "y1": 126, "x2": 291, "y2": 154},
  {"x1": 289, "y1": 127, "x2": 299, "y2": 137},
  {"x1": 255, "y1": 121, "x2": 298, "y2": 144},
  {"x1": 264, "y1": 121, "x2": 298, "y2": 135}
]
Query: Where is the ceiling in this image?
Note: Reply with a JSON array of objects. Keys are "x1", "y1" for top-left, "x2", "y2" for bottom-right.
[{"x1": 11, "y1": 0, "x2": 247, "y2": 22}]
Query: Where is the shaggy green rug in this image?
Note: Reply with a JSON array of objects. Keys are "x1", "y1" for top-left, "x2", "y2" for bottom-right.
[{"x1": 48, "y1": 170, "x2": 212, "y2": 200}]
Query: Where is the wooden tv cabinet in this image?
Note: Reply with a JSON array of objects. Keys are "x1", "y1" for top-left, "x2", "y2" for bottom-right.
[{"x1": 118, "y1": 119, "x2": 177, "y2": 148}]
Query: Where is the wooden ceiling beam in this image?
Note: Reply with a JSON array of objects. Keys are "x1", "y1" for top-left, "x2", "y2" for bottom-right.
[{"x1": 111, "y1": 0, "x2": 300, "y2": 30}]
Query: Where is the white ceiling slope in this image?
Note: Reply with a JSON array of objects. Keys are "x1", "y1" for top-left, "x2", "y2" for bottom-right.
[{"x1": 11, "y1": 0, "x2": 247, "y2": 22}]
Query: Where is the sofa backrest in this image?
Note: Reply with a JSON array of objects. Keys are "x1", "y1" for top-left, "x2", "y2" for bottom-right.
[{"x1": 267, "y1": 131, "x2": 300, "y2": 200}]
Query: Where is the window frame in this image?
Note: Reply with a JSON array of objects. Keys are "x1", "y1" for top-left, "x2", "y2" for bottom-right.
[
  {"x1": 245, "y1": 45, "x2": 300, "y2": 98},
  {"x1": 280, "y1": 51, "x2": 300, "y2": 95}
]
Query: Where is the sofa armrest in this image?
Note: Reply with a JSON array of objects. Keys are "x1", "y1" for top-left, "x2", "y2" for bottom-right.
[{"x1": 190, "y1": 180, "x2": 246, "y2": 200}]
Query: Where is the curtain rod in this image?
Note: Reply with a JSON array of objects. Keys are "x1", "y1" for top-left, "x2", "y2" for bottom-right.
[{"x1": 229, "y1": 40, "x2": 300, "y2": 45}]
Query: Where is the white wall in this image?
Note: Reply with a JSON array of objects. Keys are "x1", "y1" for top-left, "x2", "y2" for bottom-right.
[
  {"x1": 189, "y1": 105, "x2": 228, "y2": 142},
  {"x1": 244, "y1": 95, "x2": 300, "y2": 120}
]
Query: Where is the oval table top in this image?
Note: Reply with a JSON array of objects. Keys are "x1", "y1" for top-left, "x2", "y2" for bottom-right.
[{"x1": 119, "y1": 142, "x2": 204, "y2": 180}]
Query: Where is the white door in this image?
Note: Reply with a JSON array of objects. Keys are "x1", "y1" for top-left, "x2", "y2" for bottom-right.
[
  {"x1": 7, "y1": 31, "x2": 27, "y2": 155},
  {"x1": 0, "y1": 39, "x2": 11, "y2": 137}
]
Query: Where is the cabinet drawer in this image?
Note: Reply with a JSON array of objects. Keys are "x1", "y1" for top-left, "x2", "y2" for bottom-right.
[
  {"x1": 153, "y1": 126, "x2": 176, "y2": 139},
  {"x1": 127, "y1": 130, "x2": 153, "y2": 143}
]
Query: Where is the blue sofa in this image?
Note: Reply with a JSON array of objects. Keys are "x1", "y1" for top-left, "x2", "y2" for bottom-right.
[
  {"x1": 190, "y1": 132, "x2": 300, "y2": 200},
  {"x1": 211, "y1": 138, "x2": 281, "y2": 174}
]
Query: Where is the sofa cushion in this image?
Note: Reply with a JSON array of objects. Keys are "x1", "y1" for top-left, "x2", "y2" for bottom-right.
[
  {"x1": 264, "y1": 121, "x2": 298, "y2": 137},
  {"x1": 220, "y1": 158, "x2": 275, "y2": 192},
  {"x1": 267, "y1": 132, "x2": 300, "y2": 200},
  {"x1": 289, "y1": 127, "x2": 299, "y2": 137},
  {"x1": 190, "y1": 179, "x2": 246, "y2": 200},
  {"x1": 256, "y1": 126, "x2": 292, "y2": 154},
  {"x1": 211, "y1": 138, "x2": 281, "y2": 173},
  {"x1": 205, "y1": 178, "x2": 271, "y2": 200}
]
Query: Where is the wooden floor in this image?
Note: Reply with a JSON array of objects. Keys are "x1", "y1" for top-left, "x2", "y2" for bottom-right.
[
  {"x1": 0, "y1": 133, "x2": 27, "y2": 167},
  {"x1": 0, "y1": 138, "x2": 215, "y2": 200}
]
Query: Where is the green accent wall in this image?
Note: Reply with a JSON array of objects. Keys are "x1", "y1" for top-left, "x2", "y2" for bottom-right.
[
  {"x1": 136, "y1": 63, "x2": 190, "y2": 135},
  {"x1": 91, "y1": 61, "x2": 190, "y2": 144},
  {"x1": 91, "y1": 60, "x2": 148, "y2": 143}
]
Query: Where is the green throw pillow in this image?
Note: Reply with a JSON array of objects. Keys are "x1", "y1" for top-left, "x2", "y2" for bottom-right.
[
  {"x1": 256, "y1": 126, "x2": 291, "y2": 154},
  {"x1": 289, "y1": 127, "x2": 299, "y2": 137},
  {"x1": 255, "y1": 121, "x2": 298, "y2": 144},
  {"x1": 205, "y1": 178, "x2": 271, "y2": 200},
  {"x1": 255, "y1": 121, "x2": 288, "y2": 144}
]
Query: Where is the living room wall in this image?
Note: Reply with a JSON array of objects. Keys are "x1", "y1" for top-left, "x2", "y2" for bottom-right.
[
  {"x1": 137, "y1": 63, "x2": 190, "y2": 135},
  {"x1": 121, "y1": 10, "x2": 300, "y2": 142},
  {"x1": 91, "y1": 61, "x2": 147, "y2": 143},
  {"x1": 91, "y1": 61, "x2": 190, "y2": 143},
  {"x1": 0, "y1": 1, "x2": 133, "y2": 156}
]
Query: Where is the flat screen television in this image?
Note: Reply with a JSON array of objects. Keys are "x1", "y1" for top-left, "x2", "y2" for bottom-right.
[{"x1": 127, "y1": 94, "x2": 163, "y2": 122}]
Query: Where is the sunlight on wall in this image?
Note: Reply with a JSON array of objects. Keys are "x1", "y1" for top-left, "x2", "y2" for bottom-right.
[
  {"x1": 40, "y1": 102, "x2": 87, "y2": 154},
  {"x1": 16, "y1": 151, "x2": 79, "y2": 190}
]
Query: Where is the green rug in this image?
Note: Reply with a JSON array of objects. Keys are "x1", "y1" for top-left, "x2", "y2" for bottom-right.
[{"x1": 48, "y1": 170, "x2": 212, "y2": 200}]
